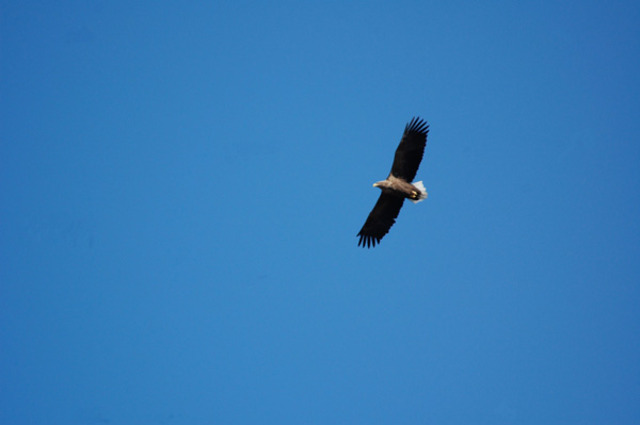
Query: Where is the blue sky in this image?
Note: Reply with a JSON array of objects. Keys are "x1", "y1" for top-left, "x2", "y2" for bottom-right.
[{"x1": 1, "y1": 1, "x2": 639, "y2": 424}]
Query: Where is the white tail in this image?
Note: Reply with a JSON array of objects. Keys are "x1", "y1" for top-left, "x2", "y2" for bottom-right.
[{"x1": 410, "y1": 181, "x2": 428, "y2": 204}]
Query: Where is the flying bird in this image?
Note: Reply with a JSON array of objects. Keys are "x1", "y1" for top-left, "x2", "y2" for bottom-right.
[{"x1": 357, "y1": 117, "x2": 430, "y2": 248}]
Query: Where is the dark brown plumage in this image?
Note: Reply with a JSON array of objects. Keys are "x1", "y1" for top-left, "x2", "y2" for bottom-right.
[{"x1": 357, "y1": 117, "x2": 429, "y2": 248}]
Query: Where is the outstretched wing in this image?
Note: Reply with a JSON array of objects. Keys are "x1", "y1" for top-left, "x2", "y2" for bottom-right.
[
  {"x1": 357, "y1": 193, "x2": 405, "y2": 248},
  {"x1": 389, "y1": 117, "x2": 429, "y2": 182}
]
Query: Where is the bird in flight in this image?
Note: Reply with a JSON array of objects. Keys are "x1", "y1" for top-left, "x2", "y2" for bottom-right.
[{"x1": 357, "y1": 117, "x2": 430, "y2": 248}]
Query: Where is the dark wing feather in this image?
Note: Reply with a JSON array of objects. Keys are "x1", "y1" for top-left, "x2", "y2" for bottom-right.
[
  {"x1": 357, "y1": 193, "x2": 405, "y2": 248},
  {"x1": 389, "y1": 117, "x2": 429, "y2": 182}
]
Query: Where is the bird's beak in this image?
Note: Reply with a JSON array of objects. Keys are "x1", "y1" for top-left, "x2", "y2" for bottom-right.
[{"x1": 372, "y1": 182, "x2": 379, "y2": 187}]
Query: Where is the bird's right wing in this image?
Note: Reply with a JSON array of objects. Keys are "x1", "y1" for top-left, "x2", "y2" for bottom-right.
[
  {"x1": 357, "y1": 193, "x2": 405, "y2": 248},
  {"x1": 389, "y1": 117, "x2": 429, "y2": 182}
]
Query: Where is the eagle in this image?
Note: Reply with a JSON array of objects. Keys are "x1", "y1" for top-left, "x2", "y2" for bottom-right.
[{"x1": 357, "y1": 117, "x2": 430, "y2": 248}]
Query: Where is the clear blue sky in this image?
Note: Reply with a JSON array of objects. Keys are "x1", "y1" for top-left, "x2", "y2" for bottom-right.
[{"x1": 2, "y1": 1, "x2": 639, "y2": 424}]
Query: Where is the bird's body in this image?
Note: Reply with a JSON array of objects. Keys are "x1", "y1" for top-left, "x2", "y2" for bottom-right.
[
  {"x1": 373, "y1": 175, "x2": 428, "y2": 203},
  {"x1": 357, "y1": 117, "x2": 429, "y2": 248}
]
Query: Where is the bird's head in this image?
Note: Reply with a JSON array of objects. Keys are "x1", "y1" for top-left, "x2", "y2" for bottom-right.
[{"x1": 373, "y1": 180, "x2": 388, "y2": 190}]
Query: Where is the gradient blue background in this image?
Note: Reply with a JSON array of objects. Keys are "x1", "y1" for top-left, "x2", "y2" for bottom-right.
[{"x1": 2, "y1": 1, "x2": 639, "y2": 424}]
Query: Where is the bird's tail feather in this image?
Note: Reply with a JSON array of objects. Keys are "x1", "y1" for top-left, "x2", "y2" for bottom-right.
[{"x1": 410, "y1": 181, "x2": 428, "y2": 204}]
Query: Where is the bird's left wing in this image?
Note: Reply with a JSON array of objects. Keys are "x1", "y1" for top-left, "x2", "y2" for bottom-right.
[{"x1": 357, "y1": 193, "x2": 405, "y2": 248}]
